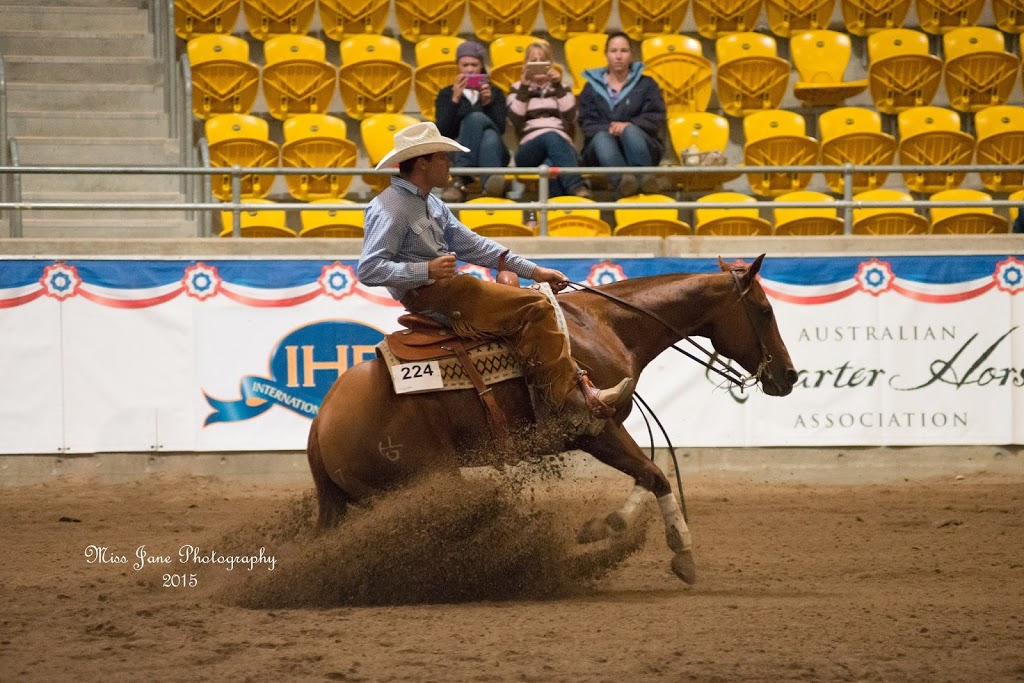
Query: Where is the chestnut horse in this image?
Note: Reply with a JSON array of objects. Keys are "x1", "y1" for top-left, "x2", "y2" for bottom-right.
[{"x1": 307, "y1": 255, "x2": 797, "y2": 583}]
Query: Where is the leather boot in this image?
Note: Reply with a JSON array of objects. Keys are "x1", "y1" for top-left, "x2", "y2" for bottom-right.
[{"x1": 578, "y1": 372, "x2": 634, "y2": 418}]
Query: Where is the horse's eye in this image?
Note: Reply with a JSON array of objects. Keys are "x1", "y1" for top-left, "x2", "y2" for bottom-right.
[{"x1": 761, "y1": 306, "x2": 773, "y2": 318}]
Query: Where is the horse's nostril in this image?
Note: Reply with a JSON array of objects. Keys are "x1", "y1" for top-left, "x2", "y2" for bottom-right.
[{"x1": 786, "y1": 368, "x2": 798, "y2": 385}]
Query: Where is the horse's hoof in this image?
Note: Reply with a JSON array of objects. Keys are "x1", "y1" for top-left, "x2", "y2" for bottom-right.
[
  {"x1": 671, "y1": 549, "x2": 697, "y2": 584},
  {"x1": 576, "y1": 517, "x2": 613, "y2": 544}
]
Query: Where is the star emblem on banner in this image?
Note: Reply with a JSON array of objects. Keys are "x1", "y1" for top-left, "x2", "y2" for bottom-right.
[
  {"x1": 318, "y1": 262, "x2": 357, "y2": 299},
  {"x1": 457, "y1": 264, "x2": 495, "y2": 281},
  {"x1": 587, "y1": 261, "x2": 627, "y2": 286},
  {"x1": 993, "y1": 257, "x2": 1024, "y2": 294},
  {"x1": 855, "y1": 258, "x2": 894, "y2": 296},
  {"x1": 40, "y1": 263, "x2": 82, "y2": 300},
  {"x1": 183, "y1": 263, "x2": 221, "y2": 301}
]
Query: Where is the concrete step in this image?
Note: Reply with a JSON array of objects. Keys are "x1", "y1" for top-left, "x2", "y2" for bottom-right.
[
  {"x1": 13, "y1": 136, "x2": 182, "y2": 165},
  {"x1": 4, "y1": 82, "x2": 166, "y2": 112},
  {"x1": 4, "y1": 55, "x2": 163, "y2": 85},
  {"x1": 18, "y1": 217, "x2": 200, "y2": 239},
  {"x1": 0, "y1": 6, "x2": 149, "y2": 31},
  {"x1": 18, "y1": 204, "x2": 193, "y2": 223},
  {"x1": 19, "y1": 189, "x2": 188, "y2": 219},
  {"x1": 0, "y1": 0, "x2": 146, "y2": 6},
  {"x1": 8, "y1": 110, "x2": 168, "y2": 138},
  {"x1": 0, "y1": 30, "x2": 153, "y2": 57},
  {"x1": 19, "y1": 171, "x2": 184, "y2": 194}
]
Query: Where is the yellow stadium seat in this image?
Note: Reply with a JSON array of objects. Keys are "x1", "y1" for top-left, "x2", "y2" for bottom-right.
[
  {"x1": 360, "y1": 113, "x2": 421, "y2": 192},
  {"x1": 300, "y1": 198, "x2": 365, "y2": 238},
  {"x1": 818, "y1": 106, "x2": 896, "y2": 194},
  {"x1": 851, "y1": 189, "x2": 928, "y2": 234},
  {"x1": 715, "y1": 32, "x2": 791, "y2": 118},
  {"x1": 641, "y1": 35, "x2": 714, "y2": 114},
  {"x1": 619, "y1": 0, "x2": 689, "y2": 41},
  {"x1": 791, "y1": 30, "x2": 869, "y2": 107},
  {"x1": 667, "y1": 113, "x2": 741, "y2": 191},
  {"x1": 414, "y1": 36, "x2": 465, "y2": 121},
  {"x1": 851, "y1": 188, "x2": 928, "y2": 234},
  {"x1": 280, "y1": 114, "x2": 358, "y2": 201},
  {"x1": 488, "y1": 35, "x2": 545, "y2": 94},
  {"x1": 338, "y1": 35, "x2": 414, "y2": 121},
  {"x1": 694, "y1": 191, "x2": 772, "y2": 235},
  {"x1": 915, "y1": 0, "x2": 983, "y2": 35},
  {"x1": 220, "y1": 198, "x2": 295, "y2": 237},
  {"x1": 468, "y1": 0, "x2": 541, "y2": 42},
  {"x1": 318, "y1": 0, "x2": 390, "y2": 41},
  {"x1": 992, "y1": 0, "x2": 1024, "y2": 34},
  {"x1": 772, "y1": 191, "x2": 844, "y2": 235},
  {"x1": 261, "y1": 35, "x2": 337, "y2": 121},
  {"x1": 841, "y1": 0, "x2": 910, "y2": 36},
  {"x1": 942, "y1": 27, "x2": 1020, "y2": 113},
  {"x1": 546, "y1": 195, "x2": 612, "y2": 236},
  {"x1": 974, "y1": 105, "x2": 1024, "y2": 193},
  {"x1": 175, "y1": 0, "x2": 242, "y2": 40},
  {"x1": 241, "y1": 0, "x2": 315, "y2": 40},
  {"x1": 897, "y1": 106, "x2": 974, "y2": 194},
  {"x1": 565, "y1": 33, "x2": 608, "y2": 96},
  {"x1": 764, "y1": 0, "x2": 834, "y2": 36},
  {"x1": 205, "y1": 113, "x2": 279, "y2": 201},
  {"x1": 613, "y1": 194, "x2": 692, "y2": 236},
  {"x1": 187, "y1": 34, "x2": 260, "y2": 120},
  {"x1": 743, "y1": 109, "x2": 820, "y2": 197},
  {"x1": 541, "y1": 0, "x2": 612, "y2": 41},
  {"x1": 693, "y1": 0, "x2": 764, "y2": 39},
  {"x1": 867, "y1": 28, "x2": 943, "y2": 115},
  {"x1": 394, "y1": 0, "x2": 466, "y2": 43},
  {"x1": 929, "y1": 189, "x2": 1009, "y2": 233},
  {"x1": 459, "y1": 197, "x2": 535, "y2": 236}
]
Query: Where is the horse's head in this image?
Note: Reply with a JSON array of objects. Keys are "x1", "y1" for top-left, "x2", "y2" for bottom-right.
[{"x1": 711, "y1": 254, "x2": 797, "y2": 397}]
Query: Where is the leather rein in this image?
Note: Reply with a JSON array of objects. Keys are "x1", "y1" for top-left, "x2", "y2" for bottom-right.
[{"x1": 564, "y1": 267, "x2": 773, "y2": 390}]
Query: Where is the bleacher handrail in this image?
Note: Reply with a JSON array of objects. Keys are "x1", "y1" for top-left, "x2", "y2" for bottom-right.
[{"x1": 2, "y1": 162, "x2": 1023, "y2": 237}]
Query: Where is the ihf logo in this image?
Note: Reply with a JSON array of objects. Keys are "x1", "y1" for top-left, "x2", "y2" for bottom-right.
[{"x1": 203, "y1": 321, "x2": 385, "y2": 425}]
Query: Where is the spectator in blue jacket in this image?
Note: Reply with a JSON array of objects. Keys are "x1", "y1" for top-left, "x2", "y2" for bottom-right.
[
  {"x1": 578, "y1": 32, "x2": 667, "y2": 198},
  {"x1": 435, "y1": 40, "x2": 511, "y2": 203}
]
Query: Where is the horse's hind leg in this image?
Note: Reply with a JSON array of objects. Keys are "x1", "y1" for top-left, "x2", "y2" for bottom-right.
[
  {"x1": 306, "y1": 418, "x2": 351, "y2": 529},
  {"x1": 579, "y1": 423, "x2": 696, "y2": 584}
]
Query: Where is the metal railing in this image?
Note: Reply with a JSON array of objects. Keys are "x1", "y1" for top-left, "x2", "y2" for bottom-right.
[{"x1": 1, "y1": 162, "x2": 1023, "y2": 238}]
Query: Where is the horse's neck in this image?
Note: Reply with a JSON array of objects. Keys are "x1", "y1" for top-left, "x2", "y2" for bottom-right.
[{"x1": 570, "y1": 273, "x2": 721, "y2": 373}]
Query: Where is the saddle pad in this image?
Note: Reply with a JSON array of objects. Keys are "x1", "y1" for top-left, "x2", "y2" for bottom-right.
[{"x1": 377, "y1": 338, "x2": 524, "y2": 393}]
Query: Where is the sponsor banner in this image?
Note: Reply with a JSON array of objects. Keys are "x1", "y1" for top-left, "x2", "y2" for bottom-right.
[{"x1": 0, "y1": 255, "x2": 1022, "y2": 454}]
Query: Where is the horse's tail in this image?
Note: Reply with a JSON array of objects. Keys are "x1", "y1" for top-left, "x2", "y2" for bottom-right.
[{"x1": 306, "y1": 417, "x2": 351, "y2": 529}]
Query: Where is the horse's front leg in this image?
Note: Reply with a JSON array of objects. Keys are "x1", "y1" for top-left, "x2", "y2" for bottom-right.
[{"x1": 577, "y1": 422, "x2": 696, "y2": 584}]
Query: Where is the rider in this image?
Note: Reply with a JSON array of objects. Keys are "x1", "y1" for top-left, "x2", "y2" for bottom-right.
[{"x1": 357, "y1": 121, "x2": 634, "y2": 422}]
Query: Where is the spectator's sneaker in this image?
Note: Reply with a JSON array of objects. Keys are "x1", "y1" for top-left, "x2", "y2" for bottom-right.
[
  {"x1": 572, "y1": 184, "x2": 592, "y2": 199},
  {"x1": 440, "y1": 183, "x2": 466, "y2": 202},
  {"x1": 483, "y1": 175, "x2": 506, "y2": 197},
  {"x1": 618, "y1": 174, "x2": 639, "y2": 197},
  {"x1": 640, "y1": 174, "x2": 662, "y2": 194}
]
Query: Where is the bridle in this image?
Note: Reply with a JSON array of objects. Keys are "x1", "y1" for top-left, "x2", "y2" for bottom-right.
[{"x1": 565, "y1": 266, "x2": 775, "y2": 391}]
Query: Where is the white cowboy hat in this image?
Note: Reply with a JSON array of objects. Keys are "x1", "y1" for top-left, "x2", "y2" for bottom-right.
[{"x1": 374, "y1": 121, "x2": 469, "y2": 170}]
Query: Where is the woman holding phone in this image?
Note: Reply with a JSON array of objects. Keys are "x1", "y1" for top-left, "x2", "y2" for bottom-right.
[
  {"x1": 578, "y1": 31, "x2": 667, "y2": 198},
  {"x1": 507, "y1": 41, "x2": 591, "y2": 198},
  {"x1": 435, "y1": 40, "x2": 511, "y2": 203}
]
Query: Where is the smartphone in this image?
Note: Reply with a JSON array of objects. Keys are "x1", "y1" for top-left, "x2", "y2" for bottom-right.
[
  {"x1": 464, "y1": 73, "x2": 488, "y2": 90},
  {"x1": 524, "y1": 61, "x2": 551, "y2": 78}
]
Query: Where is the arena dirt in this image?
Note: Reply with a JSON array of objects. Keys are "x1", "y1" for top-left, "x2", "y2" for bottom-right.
[{"x1": 2, "y1": 465, "x2": 1023, "y2": 681}]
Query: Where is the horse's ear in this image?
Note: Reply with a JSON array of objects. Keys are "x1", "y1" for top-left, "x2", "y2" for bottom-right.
[
  {"x1": 748, "y1": 253, "x2": 766, "y2": 278},
  {"x1": 718, "y1": 256, "x2": 729, "y2": 272}
]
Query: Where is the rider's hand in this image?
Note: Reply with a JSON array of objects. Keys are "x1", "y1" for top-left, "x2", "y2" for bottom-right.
[
  {"x1": 428, "y1": 253, "x2": 457, "y2": 280},
  {"x1": 532, "y1": 266, "x2": 569, "y2": 292}
]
